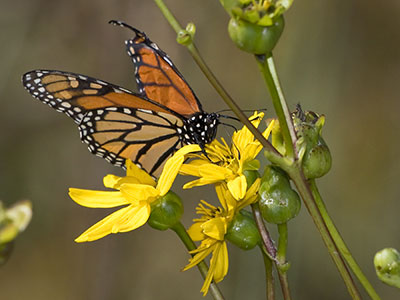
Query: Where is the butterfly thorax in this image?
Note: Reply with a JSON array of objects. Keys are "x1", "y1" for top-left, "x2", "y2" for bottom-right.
[{"x1": 179, "y1": 112, "x2": 219, "y2": 146}]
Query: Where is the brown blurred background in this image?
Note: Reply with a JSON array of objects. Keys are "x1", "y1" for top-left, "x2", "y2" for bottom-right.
[{"x1": 1, "y1": 0, "x2": 400, "y2": 299}]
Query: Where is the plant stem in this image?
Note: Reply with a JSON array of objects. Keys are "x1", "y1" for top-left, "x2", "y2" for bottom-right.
[
  {"x1": 252, "y1": 202, "x2": 277, "y2": 258},
  {"x1": 309, "y1": 180, "x2": 381, "y2": 300},
  {"x1": 171, "y1": 222, "x2": 225, "y2": 300},
  {"x1": 153, "y1": 0, "x2": 282, "y2": 161},
  {"x1": 258, "y1": 52, "x2": 361, "y2": 299},
  {"x1": 276, "y1": 223, "x2": 291, "y2": 300},
  {"x1": 255, "y1": 54, "x2": 297, "y2": 159},
  {"x1": 288, "y1": 168, "x2": 361, "y2": 299},
  {"x1": 252, "y1": 203, "x2": 292, "y2": 299},
  {"x1": 260, "y1": 245, "x2": 275, "y2": 300}
]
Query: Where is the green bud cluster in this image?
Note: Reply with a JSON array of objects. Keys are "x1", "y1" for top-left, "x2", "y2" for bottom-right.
[
  {"x1": 219, "y1": 0, "x2": 291, "y2": 55},
  {"x1": 259, "y1": 165, "x2": 301, "y2": 224}
]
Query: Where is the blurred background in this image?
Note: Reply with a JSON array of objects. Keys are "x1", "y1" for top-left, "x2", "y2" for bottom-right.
[{"x1": 1, "y1": 0, "x2": 400, "y2": 299}]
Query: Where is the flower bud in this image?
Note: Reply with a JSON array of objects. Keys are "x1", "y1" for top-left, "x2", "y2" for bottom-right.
[
  {"x1": 226, "y1": 210, "x2": 261, "y2": 250},
  {"x1": 228, "y1": 15, "x2": 284, "y2": 55},
  {"x1": 259, "y1": 166, "x2": 301, "y2": 224},
  {"x1": 148, "y1": 191, "x2": 183, "y2": 231},
  {"x1": 374, "y1": 248, "x2": 400, "y2": 288},
  {"x1": 293, "y1": 105, "x2": 332, "y2": 179}
]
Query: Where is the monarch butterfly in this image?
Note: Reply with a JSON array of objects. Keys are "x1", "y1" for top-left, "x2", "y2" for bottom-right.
[{"x1": 22, "y1": 20, "x2": 220, "y2": 176}]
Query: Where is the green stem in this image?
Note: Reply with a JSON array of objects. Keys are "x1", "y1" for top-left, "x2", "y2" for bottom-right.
[
  {"x1": 255, "y1": 54, "x2": 297, "y2": 159},
  {"x1": 252, "y1": 203, "x2": 292, "y2": 300},
  {"x1": 258, "y1": 51, "x2": 361, "y2": 299},
  {"x1": 276, "y1": 223, "x2": 291, "y2": 300},
  {"x1": 252, "y1": 202, "x2": 277, "y2": 258},
  {"x1": 288, "y1": 168, "x2": 361, "y2": 299},
  {"x1": 260, "y1": 245, "x2": 275, "y2": 300},
  {"x1": 171, "y1": 222, "x2": 225, "y2": 300},
  {"x1": 309, "y1": 180, "x2": 381, "y2": 300},
  {"x1": 153, "y1": 0, "x2": 282, "y2": 161}
]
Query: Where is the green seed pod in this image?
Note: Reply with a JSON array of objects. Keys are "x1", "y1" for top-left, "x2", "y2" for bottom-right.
[
  {"x1": 243, "y1": 169, "x2": 260, "y2": 188},
  {"x1": 293, "y1": 106, "x2": 332, "y2": 179},
  {"x1": 302, "y1": 137, "x2": 332, "y2": 179},
  {"x1": 374, "y1": 248, "x2": 400, "y2": 288},
  {"x1": 259, "y1": 166, "x2": 301, "y2": 224},
  {"x1": 148, "y1": 191, "x2": 183, "y2": 231},
  {"x1": 226, "y1": 210, "x2": 261, "y2": 250},
  {"x1": 228, "y1": 15, "x2": 284, "y2": 55}
]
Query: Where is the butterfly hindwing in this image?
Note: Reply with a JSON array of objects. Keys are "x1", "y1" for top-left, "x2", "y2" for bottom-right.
[{"x1": 80, "y1": 107, "x2": 183, "y2": 175}]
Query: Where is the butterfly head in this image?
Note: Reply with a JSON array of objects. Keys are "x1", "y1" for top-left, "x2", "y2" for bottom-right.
[{"x1": 181, "y1": 112, "x2": 219, "y2": 146}]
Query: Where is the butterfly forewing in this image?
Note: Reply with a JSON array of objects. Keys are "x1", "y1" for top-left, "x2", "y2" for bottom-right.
[
  {"x1": 22, "y1": 70, "x2": 173, "y2": 123},
  {"x1": 126, "y1": 31, "x2": 203, "y2": 117},
  {"x1": 80, "y1": 107, "x2": 182, "y2": 175}
]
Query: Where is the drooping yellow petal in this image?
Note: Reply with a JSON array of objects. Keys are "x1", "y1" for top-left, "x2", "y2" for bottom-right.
[
  {"x1": 237, "y1": 178, "x2": 261, "y2": 211},
  {"x1": 112, "y1": 203, "x2": 151, "y2": 233},
  {"x1": 120, "y1": 183, "x2": 159, "y2": 203},
  {"x1": 125, "y1": 159, "x2": 156, "y2": 186},
  {"x1": 211, "y1": 241, "x2": 229, "y2": 283},
  {"x1": 75, "y1": 204, "x2": 148, "y2": 242},
  {"x1": 227, "y1": 175, "x2": 247, "y2": 200},
  {"x1": 183, "y1": 239, "x2": 217, "y2": 271},
  {"x1": 69, "y1": 188, "x2": 129, "y2": 208},
  {"x1": 187, "y1": 222, "x2": 206, "y2": 241},
  {"x1": 215, "y1": 183, "x2": 237, "y2": 213},
  {"x1": 199, "y1": 241, "x2": 228, "y2": 296},
  {"x1": 201, "y1": 217, "x2": 227, "y2": 241}
]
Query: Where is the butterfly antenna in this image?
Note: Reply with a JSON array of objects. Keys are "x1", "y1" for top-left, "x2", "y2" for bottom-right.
[
  {"x1": 220, "y1": 122, "x2": 238, "y2": 132},
  {"x1": 109, "y1": 20, "x2": 144, "y2": 37},
  {"x1": 216, "y1": 108, "x2": 268, "y2": 114},
  {"x1": 219, "y1": 114, "x2": 240, "y2": 122}
]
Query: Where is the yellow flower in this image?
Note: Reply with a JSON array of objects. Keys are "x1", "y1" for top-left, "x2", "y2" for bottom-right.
[
  {"x1": 69, "y1": 145, "x2": 199, "y2": 242},
  {"x1": 180, "y1": 112, "x2": 274, "y2": 200},
  {"x1": 183, "y1": 180, "x2": 260, "y2": 295}
]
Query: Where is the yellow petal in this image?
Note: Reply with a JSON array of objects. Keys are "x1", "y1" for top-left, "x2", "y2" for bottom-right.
[
  {"x1": 156, "y1": 144, "x2": 201, "y2": 195},
  {"x1": 120, "y1": 183, "x2": 159, "y2": 203},
  {"x1": 69, "y1": 188, "x2": 129, "y2": 208},
  {"x1": 237, "y1": 178, "x2": 261, "y2": 211},
  {"x1": 227, "y1": 175, "x2": 247, "y2": 200},
  {"x1": 125, "y1": 159, "x2": 156, "y2": 186},
  {"x1": 183, "y1": 239, "x2": 216, "y2": 271},
  {"x1": 179, "y1": 160, "x2": 210, "y2": 176},
  {"x1": 75, "y1": 204, "x2": 149, "y2": 242},
  {"x1": 103, "y1": 174, "x2": 142, "y2": 189},
  {"x1": 201, "y1": 217, "x2": 226, "y2": 241},
  {"x1": 113, "y1": 204, "x2": 151, "y2": 233},
  {"x1": 211, "y1": 241, "x2": 229, "y2": 283},
  {"x1": 215, "y1": 183, "x2": 237, "y2": 212},
  {"x1": 262, "y1": 119, "x2": 275, "y2": 139},
  {"x1": 199, "y1": 241, "x2": 228, "y2": 296},
  {"x1": 187, "y1": 222, "x2": 206, "y2": 241}
]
